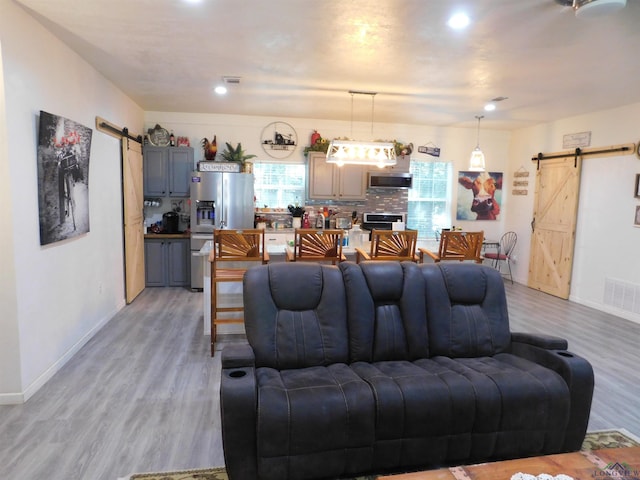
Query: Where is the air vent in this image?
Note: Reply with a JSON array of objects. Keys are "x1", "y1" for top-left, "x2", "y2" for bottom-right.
[
  {"x1": 604, "y1": 277, "x2": 640, "y2": 315},
  {"x1": 222, "y1": 76, "x2": 241, "y2": 85}
]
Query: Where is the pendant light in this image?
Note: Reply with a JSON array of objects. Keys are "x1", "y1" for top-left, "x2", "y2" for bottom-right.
[
  {"x1": 326, "y1": 91, "x2": 397, "y2": 168},
  {"x1": 469, "y1": 115, "x2": 486, "y2": 172}
]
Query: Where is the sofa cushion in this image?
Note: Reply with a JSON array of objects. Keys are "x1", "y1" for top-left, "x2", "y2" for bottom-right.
[
  {"x1": 350, "y1": 354, "x2": 570, "y2": 470},
  {"x1": 244, "y1": 263, "x2": 349, "y2": 369},
  {"x1": 255, "y1": 364, "x2": 375, "y2": 479},
  {"x1": 340, "y1": 261, "x2": 428, "y2": 363},
  {"x1": 429, "y1": 354, "x2": 570, "y2": 458},
  {"x1": 421, "y1": 263, "x2": 511, "y2": 357}
]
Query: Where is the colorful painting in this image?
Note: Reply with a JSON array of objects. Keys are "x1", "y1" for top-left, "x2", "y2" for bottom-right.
[
  {"x1": 37, "y1": 111, "x2": 92, "y2": 245},
  {"x1": 456, "y1": 171, "x2": 503, "y2": 221}
]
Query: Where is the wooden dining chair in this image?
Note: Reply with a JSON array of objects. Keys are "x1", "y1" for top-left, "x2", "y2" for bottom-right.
[
  {"x1": 209, "y1": 229, "x2": 269, "y2": 356},
  {"x1": 419, "y1": 230, "x2": 484, "y2": 264},
  {"x1": 285, "y1": 229, "x2": 346, "y2": 264},
  {"x1": 355, "y1": 229, "x2": 419, "y2": 263}
]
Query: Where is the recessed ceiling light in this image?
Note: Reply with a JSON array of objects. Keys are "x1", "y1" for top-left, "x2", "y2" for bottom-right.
[
  {"x1": 214, "y1": 85, "x2": 227, "y2": 95},
  {"x1": 447, "y1": 12, "x2": 470, "y2": 30}
]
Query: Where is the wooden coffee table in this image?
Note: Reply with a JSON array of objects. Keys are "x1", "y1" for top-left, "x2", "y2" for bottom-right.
[{"x1": 378, "y1": 446, "x2": 640, "y2": 479}]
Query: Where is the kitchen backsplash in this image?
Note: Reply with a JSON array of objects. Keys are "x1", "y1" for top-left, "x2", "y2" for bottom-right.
[{"x1": 305, "y1": 188, "x2": 409, "y2": 221}]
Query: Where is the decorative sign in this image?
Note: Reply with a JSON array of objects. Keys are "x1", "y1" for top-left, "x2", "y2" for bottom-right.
[
  {"x1": 512, "y1": 167, "x2": 529, "y2": 195},
  {"x1": 261, "y1": 121, "x2": 298, "y2": 159},
  {"x1": 147, "y1": 124, "x2": 171, "y2": 146},
  {"x1": 418, "y1": 143, "x2": 441, "y2": 157},
  {"x1": 562, "y1": 131, "x2": 591, "y2": 149},
  {"x1": 198, "y1": 161, "x2": 241, "y2": 172}
]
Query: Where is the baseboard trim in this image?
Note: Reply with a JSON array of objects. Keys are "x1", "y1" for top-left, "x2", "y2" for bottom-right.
[
  {"x1": 1, "y1": 303, "x2": 123, "y2": 405},
  {"x1": 570, "y1": 295, "x2": 640, "y2": 326}
]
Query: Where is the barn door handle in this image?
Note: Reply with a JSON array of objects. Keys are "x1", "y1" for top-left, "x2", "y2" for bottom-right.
[{"x1": 531, "y1": 217, "x2": 535, "y2": 233}]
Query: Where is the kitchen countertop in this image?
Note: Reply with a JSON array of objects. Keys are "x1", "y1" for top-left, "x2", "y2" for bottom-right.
[{"x1": 144, "y1": 232, "x2": 190, "y2": 239}]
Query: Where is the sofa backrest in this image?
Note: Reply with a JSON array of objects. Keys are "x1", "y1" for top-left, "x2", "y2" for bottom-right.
[
  {"x1": 420, "y1": 263, "x2": 511, "y2": 357},
  {"x1": 242, "y1": 261, "x2": 512, "y2": 369},
  {"x1": 340, "y1": 261, "x2": 429, "y2": 362},
  {"x1": 243, "y1": 262, "x2": 349, "y2": 369}
]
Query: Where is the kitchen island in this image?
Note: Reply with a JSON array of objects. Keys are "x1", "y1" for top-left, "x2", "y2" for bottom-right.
[{"x1": 196, "y1": 233, "x2": 440, "y2": 336}]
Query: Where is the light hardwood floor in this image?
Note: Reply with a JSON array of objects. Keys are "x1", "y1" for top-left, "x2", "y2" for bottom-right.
[{"x1": 1, "y1": 281, "x2": 639, "y2": 480}]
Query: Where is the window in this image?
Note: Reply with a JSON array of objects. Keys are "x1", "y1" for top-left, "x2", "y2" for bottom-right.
[
  {"x1": 253, "y1": 163, "x2": 306, "y2": 208},
  {"x1": 407, "y1": 161, "x2": 452, "y2": 238}
]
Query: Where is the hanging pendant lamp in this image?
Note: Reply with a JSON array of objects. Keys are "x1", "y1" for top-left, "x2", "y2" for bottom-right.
[
  {"x1": 469, "y1": 115, "x2": 486, "y2": 172},
  {"x1": 326, "y1": 91, "x2": 397, "y2": 168}
]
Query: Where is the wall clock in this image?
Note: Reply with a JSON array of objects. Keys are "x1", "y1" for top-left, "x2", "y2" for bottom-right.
[{"x1": 261, "y1": 122, "x2": 298, "y2": 159}]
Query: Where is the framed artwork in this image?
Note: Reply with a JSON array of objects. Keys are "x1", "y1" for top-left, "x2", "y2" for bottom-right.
[
  {"x1": 635, "y1": 206, "x2": 640, "y2": 227},
  {"x1": 635, "y1": 174, "x2": 640, "y2": 198},
  {"x1": 456, "y1": 171, "x2": 503, "y2": 221},
  {"x1": 37, "y1": 111, "x2": 93, "y2": 245}
]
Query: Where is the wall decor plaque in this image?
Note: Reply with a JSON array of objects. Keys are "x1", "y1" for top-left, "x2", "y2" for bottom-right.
[
  {"x1": 147, "y1": 124, "x2": 171, "y2": 146},
  {"x1": 261, "y1": 122, "x2": 297, "y2": 159},
  {"x1": 198, "y1": 161, "x2": 241, "y2": 172},
  {"x1": 562, "y1": 131, "x2": 591, "y2": 149}
]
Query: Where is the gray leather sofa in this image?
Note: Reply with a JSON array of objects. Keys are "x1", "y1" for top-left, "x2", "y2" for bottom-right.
[{"x1": 220, "y1": 261, "x2": 594, "y2": 480}]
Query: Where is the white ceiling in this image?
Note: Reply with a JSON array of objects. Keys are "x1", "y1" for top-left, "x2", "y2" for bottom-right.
[{"x1": 14, "y1": 0, "x2": 640, "y2": 130}]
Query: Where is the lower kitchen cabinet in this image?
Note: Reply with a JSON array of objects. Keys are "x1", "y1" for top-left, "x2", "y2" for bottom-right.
[{"x1": 145, "y1": 238, "x2": 190, "y2": 287}]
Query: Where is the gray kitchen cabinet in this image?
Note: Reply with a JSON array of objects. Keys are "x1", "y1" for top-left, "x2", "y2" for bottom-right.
[
  {"x1": 145, "y1": 238, "x2": 190, "y2": 287},
  {"x1": 307, "y1": 151, "x2": 366, "y2": 200},
  {"x1": 143, "y1": 146, "x2": 193, "y2": 197}
]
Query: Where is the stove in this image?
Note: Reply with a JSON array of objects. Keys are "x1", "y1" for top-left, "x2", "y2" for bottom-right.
[{"x1": 362, "y1": 212, "x2": 406, "y2": 232}]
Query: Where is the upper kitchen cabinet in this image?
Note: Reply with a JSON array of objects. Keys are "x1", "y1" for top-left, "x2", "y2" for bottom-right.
[
  {"x1": 307, "y1": 152, "x2": 366, "y2": 201},
  {"x1": 143, "y1": 146, "x2": 193, "y2": 197}
]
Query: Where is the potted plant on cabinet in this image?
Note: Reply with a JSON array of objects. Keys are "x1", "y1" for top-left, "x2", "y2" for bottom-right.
[{"x1": 220, "y1": 142, "x2": 257, "y2": 172}]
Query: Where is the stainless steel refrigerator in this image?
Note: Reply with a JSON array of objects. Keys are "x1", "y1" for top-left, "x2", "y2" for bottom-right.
[{"x1": 190, "y1": 171, "x2": 255, "y2": 290}]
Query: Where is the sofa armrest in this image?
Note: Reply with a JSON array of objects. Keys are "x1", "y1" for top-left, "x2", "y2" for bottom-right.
[
  {"x1": 510, "y1": 341, "x2": 594, "y2": 452},
  {"x1": 511, "y1": 331, "x2": 568, "y2": 350},
  {"x1": 220, "y1": 344, "x2": 258, "y2": 480},
  {"x1": 221, "y1": 342, "x2": 255, "y2": 369}
]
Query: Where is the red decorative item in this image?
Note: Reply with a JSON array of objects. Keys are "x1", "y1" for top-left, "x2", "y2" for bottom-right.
[{"x1": 310, "y1": 130, "x2": 321, "y2": 146}]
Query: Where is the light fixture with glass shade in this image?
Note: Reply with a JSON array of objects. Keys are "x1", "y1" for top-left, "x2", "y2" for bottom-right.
[
  {"x1": 469, "y1": 115, "x2": 486, "y2": 172},
  {"x1": 326, "y1": 91, "x2": 397, "y2": 168}
]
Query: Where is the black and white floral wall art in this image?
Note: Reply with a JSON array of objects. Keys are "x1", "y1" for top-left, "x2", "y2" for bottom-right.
[{"x1": 37, "y1": 111, "x2": 92, "y2": 245}]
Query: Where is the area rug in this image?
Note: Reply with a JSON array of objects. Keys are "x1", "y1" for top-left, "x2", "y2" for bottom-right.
[{"x1": 121, "y1": 428, "x2": 640, "y2": 480}]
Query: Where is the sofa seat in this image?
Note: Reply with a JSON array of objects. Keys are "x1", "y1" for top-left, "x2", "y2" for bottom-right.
[
  {"x1": 255, "y1": 364, "x2": 376, "y2": 480},
  {"x1": 221, "y1": 262, "x2": 594, "y2": 480},
  {"x1": 350, "y1": 353, "x2": 570, "y2": 471}
]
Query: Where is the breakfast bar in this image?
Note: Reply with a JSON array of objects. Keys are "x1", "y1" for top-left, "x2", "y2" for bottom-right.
[{"x1": 197, "y1": 233, "x2": 440, "y2": 336}]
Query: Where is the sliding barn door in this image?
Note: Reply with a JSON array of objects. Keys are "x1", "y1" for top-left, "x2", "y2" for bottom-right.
[
  {"x1": 122, "y1": 138, "x2": 145, "y2": 303},
  {"x1": 528, "y1": 156, "x2": 582, "y2": 299}
]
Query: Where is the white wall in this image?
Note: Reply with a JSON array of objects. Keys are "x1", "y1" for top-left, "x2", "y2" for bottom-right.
[
  {"x1": 0, "y1": 38, "x2": 21, "y2": 399},
  {"x1": 0, "y1": 0, "x2": 144, "y2": 403},
  {"x1": 507, "y1": 103, "x2": 640, "y2": 324},
  {"x1": 144, "y1": 111, "x2": 512, "y2": 242}
]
